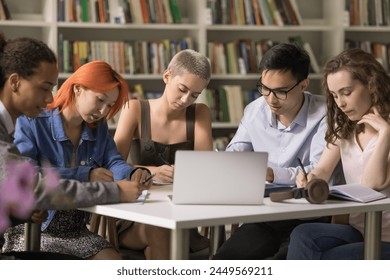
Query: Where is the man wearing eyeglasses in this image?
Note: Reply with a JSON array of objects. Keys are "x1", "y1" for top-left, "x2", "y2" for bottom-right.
[{"x1": 214, "y1": 43, "x2": 343, "y2": 260}]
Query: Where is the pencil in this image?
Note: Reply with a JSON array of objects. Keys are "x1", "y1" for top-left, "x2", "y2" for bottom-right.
[{"x1": 297, "y1": 157, "x2": 308, "y2": 179}]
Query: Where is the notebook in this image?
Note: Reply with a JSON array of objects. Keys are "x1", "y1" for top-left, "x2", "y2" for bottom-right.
[
  {"x1": 329, "y1": 184, "x2": 387, "y2": 203},
  {"x1": 172, "y1": 151, "x2": 268, "y2": 205}
]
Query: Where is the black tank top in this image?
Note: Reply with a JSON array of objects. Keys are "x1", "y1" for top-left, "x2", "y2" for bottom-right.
[{"x1": 129, "y1": 100, "x2": 195, "y2": 165}]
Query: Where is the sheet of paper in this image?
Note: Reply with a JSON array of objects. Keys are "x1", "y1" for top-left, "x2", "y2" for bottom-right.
[
  {"x1": 134, "y1": 189, "x2": 149, "y2": 204},
  {"x1": 153, "y1": 180, "x2": 172, "y2": 186}
]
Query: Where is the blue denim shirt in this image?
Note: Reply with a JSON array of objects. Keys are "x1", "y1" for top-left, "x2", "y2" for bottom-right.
[{"x1": 14, "y1": 108, "x2": 134, "y2": 230}]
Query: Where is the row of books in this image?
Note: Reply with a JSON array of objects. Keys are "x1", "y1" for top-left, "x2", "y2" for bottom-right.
[
  {"x1": 112, "y1": 84, "x2": 259, "y2": 128},
  {"x1": 207, "y1": 38, "x2": 321, "y2": 75},
  {"x1": 346, "y1": 0, "x2": 390, "y2": 26},
  {"x1": 204, "y1": 86, "x2": 261, "y2": 124},
  {"x1": 57, "y1": 36, "x2": 193, "y2": 74},
  {"x1": 0, "y1": 0, "x2": 10, "y2": 20},
  {"x1": 129, "y1": 83, "x2": 260, "y2": 124},
  {"x1": 129, "y1": 83, "x2": 163, "y2": 100},
  {"x1": 345, "y1": 39, "x2": 390, "y2": 72},
  {"x1": 208, "y1": 0, "x2": 302, "y2": 26},
  {"x1": 57, "y1": 0, "x2": 182, "y2": 24},
  {"x1": 107, "y1": 83, "x2": 163, "y2": 128},
  {"x1": 208, "y1": 39, "x2": 273, "y2": 75}
]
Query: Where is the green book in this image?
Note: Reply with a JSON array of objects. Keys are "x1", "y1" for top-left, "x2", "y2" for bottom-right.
[
  {"x1": 169, "y1": 0, "x2": 181, "y2": 23},
  {"x1": 218, "y1": 88, "x2": 230, "y2": 122},
  {"x1": 80, "y1": 0, "x2": 89, "y2": 22}
]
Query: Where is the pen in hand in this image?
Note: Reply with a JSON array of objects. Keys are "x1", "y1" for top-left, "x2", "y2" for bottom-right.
[
  {"x1": 142, "y1": 173, "x2": 156, "y2": 184},
  {"x1": 90, "y1": 157, "x2": 102, "y2": 168},
  {"x1": 297, "y1": 157, "x2": 308, "y2": 179}
]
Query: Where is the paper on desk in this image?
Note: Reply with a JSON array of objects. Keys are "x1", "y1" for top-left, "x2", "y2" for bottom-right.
[
  {"x1": 134, "y1": 189, "x2": 149, "y2": 204},
  {"x1": 152, "y1": 180, "x2": 172, "y2": 186}
]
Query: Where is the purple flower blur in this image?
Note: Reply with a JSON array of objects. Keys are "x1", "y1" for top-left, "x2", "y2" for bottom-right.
[
  {"x1": 0, "y1": 160, "x2": 60, "y2": 233},
  {"x1": 1, "y1": 161, "x2": 36, "y2": 217}
]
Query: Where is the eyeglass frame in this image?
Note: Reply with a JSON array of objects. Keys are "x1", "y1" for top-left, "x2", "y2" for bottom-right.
[{"x1": 256, "y1": 79, "x2": 302, "y2": 100}]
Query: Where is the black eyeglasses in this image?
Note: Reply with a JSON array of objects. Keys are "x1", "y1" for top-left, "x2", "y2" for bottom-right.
[{"x1": 256, "y1": 80, "x2": 301, "y2": 100}]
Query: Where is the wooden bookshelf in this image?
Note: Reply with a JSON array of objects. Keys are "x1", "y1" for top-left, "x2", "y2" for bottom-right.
[{"x1": 1, "y1": 0, "x2": 388, "y2": 140}]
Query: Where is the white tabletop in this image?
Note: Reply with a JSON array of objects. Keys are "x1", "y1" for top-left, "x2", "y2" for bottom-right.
[{"x1": 81, "y1": 184, "x2": 390, "y2": 230}]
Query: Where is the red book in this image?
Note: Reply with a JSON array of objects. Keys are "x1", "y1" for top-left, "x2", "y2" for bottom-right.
[{"x1": 140, "y1": 0, "x2": 150, "y2": 23}]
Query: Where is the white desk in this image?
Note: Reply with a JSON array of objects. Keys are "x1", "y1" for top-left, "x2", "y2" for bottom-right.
[{"x1": 81, "y1": 184, "x2": 390, "y2": 260}]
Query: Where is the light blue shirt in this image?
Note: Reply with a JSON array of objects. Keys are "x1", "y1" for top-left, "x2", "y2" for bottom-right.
[{"x1": 226, "y1": 92, "x2": 327, "y2": 184}]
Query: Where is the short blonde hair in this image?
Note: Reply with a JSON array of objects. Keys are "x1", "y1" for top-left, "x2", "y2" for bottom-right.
[{"x1": 167, "y1": 49, "x2": 211, "y2": 82}]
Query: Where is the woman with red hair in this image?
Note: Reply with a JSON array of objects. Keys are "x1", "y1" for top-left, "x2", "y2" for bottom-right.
[{"x1": 4, "y1": 61, "x2": 151, "y2": 259}]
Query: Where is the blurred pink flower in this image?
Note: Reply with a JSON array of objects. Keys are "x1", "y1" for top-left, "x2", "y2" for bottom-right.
[
  {"x1": 0, "y1": 161, "x2": 36, "y2": 219},
  {"x1": 0, "y1": 160, "x2": 60, "y2": 233}
]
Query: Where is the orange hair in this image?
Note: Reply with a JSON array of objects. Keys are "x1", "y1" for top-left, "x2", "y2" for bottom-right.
[{"x1": 47, "y1": 60, "x2": 129, "y2": 121}]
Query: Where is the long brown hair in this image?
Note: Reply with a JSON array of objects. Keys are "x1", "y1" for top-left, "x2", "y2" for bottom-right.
[
  {"x1": 47, "y1": 60, "x2": 128, "y2": 121},
  {"x1": 323, "y1": 48, "x2": 390, "y2": 144}
]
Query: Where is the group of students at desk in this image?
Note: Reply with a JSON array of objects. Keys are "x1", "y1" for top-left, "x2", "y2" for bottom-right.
[{"x1": 0, "y1": 32, "x2": 389, "y2": 260}]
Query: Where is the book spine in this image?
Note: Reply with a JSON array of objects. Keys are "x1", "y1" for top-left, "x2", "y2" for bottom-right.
[
  {"x1": 140, "y1": 0, "x2": 150, "y2": 23},
  {"x1": 0, "y1": 0, "x2": 11, "y2": 20},
  {"x1": 169, "y1": 0, "x2": 181, "y2": 23}
]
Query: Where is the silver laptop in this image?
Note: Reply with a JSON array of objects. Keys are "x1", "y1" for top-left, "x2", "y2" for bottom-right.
[{"x1": 172, "y1": 151, "x2": 268, "y2": 205}]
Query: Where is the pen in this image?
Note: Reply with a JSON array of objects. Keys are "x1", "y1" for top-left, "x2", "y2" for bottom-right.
[
  {"x1": 89, "y1": 157, "x2": 101, "y2": 168},
  {"x1": 297, "y1": 157, "x2": 308, "y2": 179},
  {"x1": 142, "y1": 173, "x2": 156, "y2": 184}
]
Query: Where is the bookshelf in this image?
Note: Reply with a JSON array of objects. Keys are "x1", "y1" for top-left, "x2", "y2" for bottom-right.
[{"x1": 0, "y1": 0, "x2": 387, "y2": 135}]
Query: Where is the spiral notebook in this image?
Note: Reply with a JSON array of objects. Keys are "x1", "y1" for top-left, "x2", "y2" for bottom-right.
[{"x1": 172, "y1": 151, "x2": 268, "y2": 205}]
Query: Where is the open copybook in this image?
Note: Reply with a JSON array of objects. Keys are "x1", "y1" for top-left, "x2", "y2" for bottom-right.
[{"x1": 329, "y1": 184, "x2": 387, "y2": 203}]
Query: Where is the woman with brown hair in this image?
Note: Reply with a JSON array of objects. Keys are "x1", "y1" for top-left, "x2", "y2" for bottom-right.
[{"x1": 288, "y1": 48, "x2": 390, "y2": 259}]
